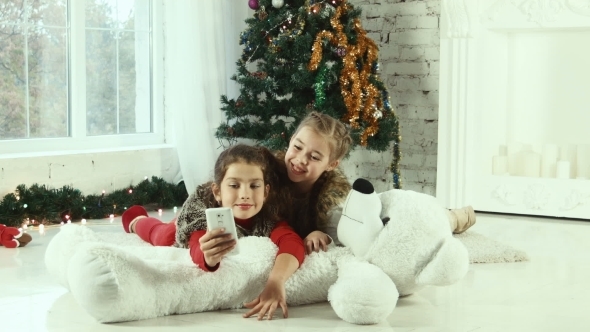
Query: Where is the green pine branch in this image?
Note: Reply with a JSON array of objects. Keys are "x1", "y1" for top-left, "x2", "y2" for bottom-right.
[{"x1": 0, "y1": 177, "x2": 188, "y2": 228}]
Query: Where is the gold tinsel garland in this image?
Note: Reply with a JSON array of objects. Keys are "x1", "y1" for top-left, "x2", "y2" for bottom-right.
[{"x1": 307, "y1": 1, "x2": 383, "y2": 146}]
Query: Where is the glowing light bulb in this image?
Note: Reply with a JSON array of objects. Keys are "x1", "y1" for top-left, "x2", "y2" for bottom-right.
[
  {"x1": 81, "y1": 219, "x2": 87, "y2": 224},
  {"x1": 102, "y1": 190, "x2": 106, "y2": 194},
  {"x1": 23, "y1": 204, "x2": 28, "y2": 208},
  {"x1": 109, "y1": 214, "x2": 114, "y2": 219},
  {"x1": 65, "y1": 214, "x2": 70, "y2": 220},
  {"x1": 60, "y1": 221, "x2": 64, "y2": 225},
  {"x1": 173, "y1": 206, "x2": 178, "y2": 213},
  {"x1": 158, "y1": 209, "x2": 163, "y2": 216},
  {"x1": 39, "y1": 224, "x2": 45, "y2": 234},
  {"x1": 128, "y1": 189, "x2": 133, "y2": 194}
]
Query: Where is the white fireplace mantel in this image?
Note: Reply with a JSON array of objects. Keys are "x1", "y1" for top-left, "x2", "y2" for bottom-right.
[{"x1": 437, "y1": 0, "x2": 590, "y2": 219}]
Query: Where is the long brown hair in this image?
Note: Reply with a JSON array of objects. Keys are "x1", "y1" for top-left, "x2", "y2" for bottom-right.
[{"x1": 201, "y1": 144, "x2": 287, "y2": 224}]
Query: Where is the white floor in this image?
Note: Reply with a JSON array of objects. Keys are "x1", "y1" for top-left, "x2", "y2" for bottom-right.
[{"x1": 2, "y1": 210, "x2": 590, "y2": 332}]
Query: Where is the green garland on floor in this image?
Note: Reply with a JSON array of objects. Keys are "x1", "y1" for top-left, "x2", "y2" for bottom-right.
[{"x1": 0, "y1": 177, "x2": 188, "y2": 228}]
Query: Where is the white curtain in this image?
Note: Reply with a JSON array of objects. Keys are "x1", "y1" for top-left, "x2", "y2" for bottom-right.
[{"x1": 164, "y1": 0, "x2": 247, "y2": 194}]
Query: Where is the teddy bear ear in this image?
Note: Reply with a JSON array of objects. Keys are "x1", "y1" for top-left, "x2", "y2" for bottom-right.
[{"x1": 415, "y1": 237, "x2": 469, "y2": 286}]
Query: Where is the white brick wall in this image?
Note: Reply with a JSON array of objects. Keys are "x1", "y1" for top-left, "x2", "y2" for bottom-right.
[
  {"x1": 341, "y1": 0, "x2": 440, "y2": 194},
  {"x1": 1, "y1": 1, "x2": 441, "y2": 198},
  {"x1": 0, "y1": 148, "x2": 180, "y2": 197}
]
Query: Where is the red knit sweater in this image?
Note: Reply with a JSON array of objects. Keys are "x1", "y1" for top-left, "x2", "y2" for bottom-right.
[{"x1": 188, "y1": 218, "x2": 305, "y2": 272}]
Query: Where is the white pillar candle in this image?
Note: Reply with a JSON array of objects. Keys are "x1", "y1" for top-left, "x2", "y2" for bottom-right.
[
  {"x1": 499, "y1": 145, "x2": 508, "y2": 156},
  {"x1": 522, "y1": 152, "x2": 541, "y2": 178},
  {"x1": 556, "y1": 160, "x2": 571, "y2": 179},
  {"x1": 560, "y1": 144, "x2": 577, "y2": 178},
  {"x1": 522, "y1": 144, "x2": 533, "y2": 152},
  {"x1": 541, "y1": 144, "x2": 558, "y2": 178},
  {"x1": 576, "y1": 144, "x2": 590, "y2": 179},
  {"x1": 507, "y1": 143, "x2": 523, "y2": 176},
  {"x1": 492, "y1": 156, "x2": 508, "y2": 175},
  {"x1": 507, "y1": 142, "x2": 523, "y2": 155}
]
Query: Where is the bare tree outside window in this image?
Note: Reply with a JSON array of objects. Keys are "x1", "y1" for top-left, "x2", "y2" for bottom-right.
[
  {"x1": 0, "y1": 0, "x2": 151, "y2": 141},
  {"x1": 0, "y1": 0, "x2": 68, "y2": 139}
]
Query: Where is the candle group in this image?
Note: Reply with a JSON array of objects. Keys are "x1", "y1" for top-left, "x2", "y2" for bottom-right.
[{"x1": 492, "y1": 143, "x2": 590, "y2": 179}]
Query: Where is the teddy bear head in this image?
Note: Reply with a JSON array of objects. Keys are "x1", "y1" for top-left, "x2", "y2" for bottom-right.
[{"x1": 337, "y1": 180, "x2": 469, "y2": 296}]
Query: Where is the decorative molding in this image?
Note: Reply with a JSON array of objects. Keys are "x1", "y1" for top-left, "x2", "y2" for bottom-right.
[
  {"x1": 493, "y1": 185, "x2": 519, "y2": 205},
  {"x1": 522, "y1": 184, "x2": 551, "y2": 210},
  {"x1": 519, "y1": 0, "x2": 564, "y2": 25},
  {"x1": 484, "y1": 0, "x2": 517, "y2": 22},
  {"x1": 442, "y1": 0, "x2": 472, "y2": 37},
  {"x1": 560, "y1": 190, "x2": 590, "y2": 210},
  {"x1": 566, "y1": 0, "x2": 590, "y2": 16}
]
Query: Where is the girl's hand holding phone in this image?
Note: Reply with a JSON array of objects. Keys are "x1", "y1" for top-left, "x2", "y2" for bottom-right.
[{"x1": 199, "y1": 228, "x2": 236, "y2": 267}]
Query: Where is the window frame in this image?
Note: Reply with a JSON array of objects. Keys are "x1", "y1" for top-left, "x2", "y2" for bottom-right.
[{"x1": 0, "y1": 0, "x2": 166, "y2": 157}]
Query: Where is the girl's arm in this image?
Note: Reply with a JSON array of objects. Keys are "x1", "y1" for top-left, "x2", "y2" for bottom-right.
[
  {"x1": 243, "y1": 222, "x2": 304, "y2": 320},
  {"x1": 304, "y1": 203, "x2": 344, "y2": 253},
  {"x1": 188, "y1": 229, "x2": 236, "y2": 272}
]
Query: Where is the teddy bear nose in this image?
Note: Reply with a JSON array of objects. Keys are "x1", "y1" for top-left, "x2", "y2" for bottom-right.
[{"x1": 352, "y1": 178, "x2": 374, "y2": 194}]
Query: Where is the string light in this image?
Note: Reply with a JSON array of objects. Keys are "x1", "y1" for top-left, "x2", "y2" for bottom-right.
[
  {"x1": 173, "y1": 206, "x2": 178, "y2": 213},
  {"x1": 81, "y1": 219, "x2": 87, "y2": 225},
  {"x1": 158, "y1": 209, "x2": 163, "y2": 216},
  {"x1": 2, "y1": 177, "x2": 185, "y2": 226}
]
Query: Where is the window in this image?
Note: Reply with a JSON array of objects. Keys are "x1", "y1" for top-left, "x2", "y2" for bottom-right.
[{"x1": 0, "y1": 0, "x2": 164, "y2": 155}]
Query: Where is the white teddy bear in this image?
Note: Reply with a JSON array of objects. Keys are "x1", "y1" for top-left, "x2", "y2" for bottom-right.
[{"x1": 45, "y1": 179, "x2": 469, "y2": 324}]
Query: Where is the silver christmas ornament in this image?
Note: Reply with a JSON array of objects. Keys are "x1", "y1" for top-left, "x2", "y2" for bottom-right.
[{"x1": 272, "y1": 0, "x2": 285, "y2": 8}]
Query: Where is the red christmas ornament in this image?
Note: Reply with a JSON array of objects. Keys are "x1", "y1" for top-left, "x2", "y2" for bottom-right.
[
  {"x1": 265, "y1": 35, "x2": 273, "y2": 45},
  {"x1": 310, "y1": 3, "x2": 323, "y2": 14}
]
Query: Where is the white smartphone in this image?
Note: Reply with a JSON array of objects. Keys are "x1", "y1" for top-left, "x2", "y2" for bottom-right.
[{"x1": 205, "y1": 207, "x2": 240, "y2": 255}]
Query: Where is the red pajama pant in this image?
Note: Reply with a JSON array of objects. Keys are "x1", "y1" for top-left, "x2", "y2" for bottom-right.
[{"x1": 134, "y1": 217, "x2": 177, "y2": 246}]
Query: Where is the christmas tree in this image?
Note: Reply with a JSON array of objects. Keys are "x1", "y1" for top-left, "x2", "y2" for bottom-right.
[{"x1": 216, "y1": 0, "x2": 401, "y2": 188}]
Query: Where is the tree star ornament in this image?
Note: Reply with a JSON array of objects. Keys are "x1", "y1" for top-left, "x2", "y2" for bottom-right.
[{"x1": 272, "y1": 0, "x2": 285, "y2": 8}]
